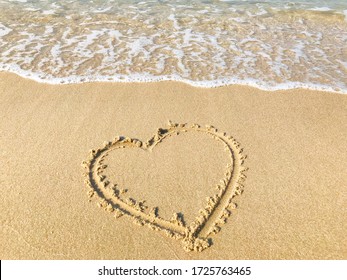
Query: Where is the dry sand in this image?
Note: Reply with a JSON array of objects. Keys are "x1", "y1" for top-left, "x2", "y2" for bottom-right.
[{"x1": 0, "y1": 72, "x2": 346, "y2": 259}]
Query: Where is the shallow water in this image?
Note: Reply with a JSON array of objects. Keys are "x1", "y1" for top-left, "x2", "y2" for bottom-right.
[{"x1": 0, "y1": 0, "x2": 346, "y2": 92}]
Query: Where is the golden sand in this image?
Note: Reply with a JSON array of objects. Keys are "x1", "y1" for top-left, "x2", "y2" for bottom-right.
[
  {"x1": 0, "y1": 72, "x2": 346, "y2": 259},
  {"x1": 83, "y1": 121, "x2": 246, "y2": 252}
]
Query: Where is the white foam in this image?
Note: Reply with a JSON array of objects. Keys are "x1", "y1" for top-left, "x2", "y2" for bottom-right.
[
  {"x1": 24, "y1": 8, "x2": 40, "y2": 12},
  {"x1": 336, "y1": 59, "x2": 347, "y2": 69},
  {"x1": 168, "y1": 14, "x2": 180, "y2": 30},
  {"x1": 51, "y1": 2, "x2": 60, "y2": 9},
  {"x1": 42, "y1": 10, "x2": 55, "y2": 15},
  {"x1": 128, "y1": 36, "x2": 154, "y2": 59},
  {"x1": 94, "y1": 7, "x2": 112, "y2": 13},
  {"x1": 0, "y1": 0, "x2": 346, "y2": 94},
  {"x1": 1, "y1": 66, "x2": 345, "y2": 94},
  {"x1": 0, "y1": 23, "x2": 11, "y2": 37},
  {"x1": 45, "y1": 26, "x2": 54, "y2": 35},
  {"x1": 309, "y1": 7, "x2": 333, "y2": 12}
]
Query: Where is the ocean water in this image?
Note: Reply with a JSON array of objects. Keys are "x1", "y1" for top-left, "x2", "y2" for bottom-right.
[{"x1": 0, "y1": 0, "x2": 346, "y2": 93}]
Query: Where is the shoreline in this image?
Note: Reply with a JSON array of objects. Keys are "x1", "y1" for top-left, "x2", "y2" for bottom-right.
[
  {"x1": 1, "y1": 71, "x2": 346, "y2": 259},
  {"x1": 1, "y1": 70, "x2": 346, "y2": 95}
]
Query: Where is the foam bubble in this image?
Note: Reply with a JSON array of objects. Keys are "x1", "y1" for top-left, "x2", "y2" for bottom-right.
[
  {"x1": 42, "y1": 10, "x2": 55, "y2": 15},
  {"x1": 0, "y1": 23, "x2": 11, "y2": 37},
  {"x1": 309, "y1": 7, "x2": 333, "y2": 12}
]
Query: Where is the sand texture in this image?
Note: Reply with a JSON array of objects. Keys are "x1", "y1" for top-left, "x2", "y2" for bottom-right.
[{"x1": 0, "y1": 72, "x2": 346, "y2": 259}]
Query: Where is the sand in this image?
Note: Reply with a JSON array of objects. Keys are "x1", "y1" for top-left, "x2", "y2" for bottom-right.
[{"x1": 0, "y1": 72, "x2": 346, "y2": 259}]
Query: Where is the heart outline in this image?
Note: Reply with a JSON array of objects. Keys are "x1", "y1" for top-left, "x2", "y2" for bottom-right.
[{"x1": 82, "y1": 121, "x2": 247, "y2": 252}]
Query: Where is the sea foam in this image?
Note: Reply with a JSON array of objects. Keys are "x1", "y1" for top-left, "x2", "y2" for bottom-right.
[{"x1": 0, "y1": 0, "x2": 346, "y2": 93}]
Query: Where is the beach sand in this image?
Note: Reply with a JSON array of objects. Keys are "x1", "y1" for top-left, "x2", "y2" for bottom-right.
[{"x1": 0, "y1": 72, "x2": 346, "y2": 259}]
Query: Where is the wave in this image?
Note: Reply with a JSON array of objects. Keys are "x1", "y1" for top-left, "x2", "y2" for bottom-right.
[{"x1": 0, "y1": 0, "x2": 346, "y2": 93}]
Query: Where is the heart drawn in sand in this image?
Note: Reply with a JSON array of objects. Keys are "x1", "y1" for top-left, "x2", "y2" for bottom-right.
[{"x1": 82, "y1": 121, "x2": 247, "y2": 252}]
